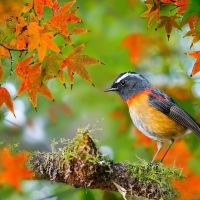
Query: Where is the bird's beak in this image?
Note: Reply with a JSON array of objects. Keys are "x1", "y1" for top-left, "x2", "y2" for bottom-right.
[{"x1": 104, "y1": 87, "x2": 118, "y2": 92}]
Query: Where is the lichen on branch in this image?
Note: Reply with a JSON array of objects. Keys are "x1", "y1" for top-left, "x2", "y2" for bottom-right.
[{"x1": 27, "y1": 127, "x2": 183, "y2": 200}]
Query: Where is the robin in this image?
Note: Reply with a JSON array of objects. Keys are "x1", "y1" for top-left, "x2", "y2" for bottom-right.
[{"x1": 104, "y1": 72, "x2": 200, "y2": 165}]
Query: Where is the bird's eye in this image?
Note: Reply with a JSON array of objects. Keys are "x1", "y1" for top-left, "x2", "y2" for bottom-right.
[{"x1": 120, "y1": 80, "x2": 127, "y2": 86}]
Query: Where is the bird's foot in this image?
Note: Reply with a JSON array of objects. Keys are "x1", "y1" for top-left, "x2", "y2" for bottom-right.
[
  {"x1": 146, "y1": 162, "x2": 153, "y2": 170},
  {"x1": 147, "y1": 161, "x2": 161, "y2": 171}
]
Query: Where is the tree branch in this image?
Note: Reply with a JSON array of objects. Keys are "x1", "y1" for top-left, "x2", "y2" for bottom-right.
[{"x1": 27, "y1": 127, "x2": 183, "y2": 200}]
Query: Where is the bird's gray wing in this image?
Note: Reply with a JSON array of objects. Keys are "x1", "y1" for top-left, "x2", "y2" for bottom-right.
[{"x1": 148, "y1": 95, "x2": 200, "y2": 138}]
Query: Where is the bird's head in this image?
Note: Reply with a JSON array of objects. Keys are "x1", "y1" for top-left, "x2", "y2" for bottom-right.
[{"x1": 104, "y1": 72, "x2": 151, "y2": 101}]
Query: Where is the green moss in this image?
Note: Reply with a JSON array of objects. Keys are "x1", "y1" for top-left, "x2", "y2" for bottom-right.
[
  {"x1": 125, "y1": 159, "x2": 184, "y2": 199},
  {"x1": 51, "y1": 127, "x2": 102, "y2": 164}
]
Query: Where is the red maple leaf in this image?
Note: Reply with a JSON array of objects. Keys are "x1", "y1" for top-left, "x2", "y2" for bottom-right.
[
  {"x1": 0, "y1": 148, "x2": 34, "y2": 191},
  {"x1": 16, "y1": 55, "x2": 54, "y2": 110},
  {"x1": 0, "y1": 87, "x2": 15, "y2": 117},
  {"x1": 186, "y1": 51, "x2": 200, "y2": 77},
  {"x1": 49, "y1": 0, "x2": 81, "y2": 36}
]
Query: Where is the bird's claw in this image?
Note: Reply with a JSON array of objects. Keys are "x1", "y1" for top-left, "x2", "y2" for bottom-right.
[{"x1": 147, "y1": 162, "x2": 161, "y2": 171}]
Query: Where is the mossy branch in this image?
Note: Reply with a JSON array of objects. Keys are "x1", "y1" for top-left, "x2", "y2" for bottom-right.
[{"x1": 27, "y1": 127, "x2": 183, "y2": 200}]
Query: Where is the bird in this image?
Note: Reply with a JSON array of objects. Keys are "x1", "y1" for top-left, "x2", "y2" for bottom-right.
[{"x1": 104, "y1": 72, "x2": 200, "y2": 165}]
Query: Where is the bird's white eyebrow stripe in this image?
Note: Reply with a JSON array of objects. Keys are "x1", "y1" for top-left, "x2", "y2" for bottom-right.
[
  {"x1": 114, "y1": 72, "x2": 142, "y2": 83},
  {"x1": 115, "y1": 73, "x2": 129, "y2": 83}
]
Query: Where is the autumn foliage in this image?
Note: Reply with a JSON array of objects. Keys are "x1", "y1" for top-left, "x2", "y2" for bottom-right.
[
  {"x1": 0, "y1": 148, "x2": 34, "y2": 191},
  {"x1": 135, "y1": 0, "x2": 200, "y2": 77},
  {"x1": 0, "y1": 0, "x2": 102, "y2": 113}
]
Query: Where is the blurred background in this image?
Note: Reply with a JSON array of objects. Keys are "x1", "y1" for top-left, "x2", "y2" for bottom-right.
[{"x1": 1, "y1": 0, "x2": 200, "y2": 199}]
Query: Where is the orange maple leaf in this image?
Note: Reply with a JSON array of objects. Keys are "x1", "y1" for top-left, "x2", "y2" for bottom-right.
[
  {"x1": 155, "y1": 15, "x2": 181, "y2": 40},
  {"x1": 155, "y1": 140, "x2": 192, "y2": 174},
  {"x1": 49, "y1": 0, "x2": 81, "y2": 36},
  {"x1": 184, "y1": 29, "x2": 200, "y2": 48},
  {"x1": 0, "y1": 87, "x2": 15, "y2": 117},
  {"x1": 186, "y1": 51, "x2": 200, "y2": 77},
  {"x1": 0, "y1": 66, "x2": 2, "y2": 85},
  {"x1": 141, "y1": 4, "x2": 160, "y2": 28},
  {"x1": 34, "y1": 0, "x2": 53, "y2": 19},
  {"x1": 121, "y1": 33, "x2": 152, "y2": 64},
  {"x1": 16, "y1": 55, "x2": 54, "y2": 110},
  {"x1": 60, "y1": 43, "x2": 102, "y2": 88},
  {"x1": 173, "y1": 174, "x2": 200, "y2": 199},
  {"x1": 0, "y1": 148, "x2": 34, "y2": 191},
  {"x1": 0, "y1": 0, "x2": 23, "y2": 23},
  {"x1": 48, "y1": 102, "x2": 72, "y2": 122},
  {"x1": 0, "y1": 45, "x2": 10, "y2": 64},
  {"x1": 11, "y1": 16, "x2": 60, "y2": 62},
  {"x1": 41, "y1": 52, "x2": 66, "y2": 87},
  {"x1": 110, "y1": 108, "x2": 131, "y2": 133},
  {"x1": 181, "y1": 14, "x2": 198, "y2": 30},
  {"x1": 134, "y1": 128, "x2": 153, "y2": 148},
  {"x1": 175, "y1": 0, "x2": 189, "y2": 14},
  {"x1": 23, "y1": 0, "x2": 53, "y2": 19}
]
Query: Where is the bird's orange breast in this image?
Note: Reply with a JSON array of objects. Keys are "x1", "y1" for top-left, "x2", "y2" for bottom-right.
[{"x1": 127, "y1": 92, "x2": 187, "y2": 140}]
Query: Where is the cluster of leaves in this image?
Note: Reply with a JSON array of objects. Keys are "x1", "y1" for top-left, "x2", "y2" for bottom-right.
[
  {"x1": 141, "y1": 0, "x2": 200, "y2": 76},
  {"x1": 0, "y1": 147, "x2": 34, "y2": 191},
  {"x1": 0, "y1": 0, "x2": 102, "y2": 114}
]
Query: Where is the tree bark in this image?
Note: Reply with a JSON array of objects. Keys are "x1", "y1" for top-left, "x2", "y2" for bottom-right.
[{"x1": 28, "y1": 129, "x2": 181, "y2": 200}]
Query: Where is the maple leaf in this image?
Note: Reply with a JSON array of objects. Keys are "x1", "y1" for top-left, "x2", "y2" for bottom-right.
[
  {"x1": 134, "y1": 128, "x2": 153, "y2": 148},
  {"x1": 0, "y1": 66, "x2": 2, "y2": 85},
  {"x1": 173, "y1": 174, "x2": 200, "y2": 199},
  {"x1": 121, "y1": 33, "x2": 152, "y2": 64},
  {"x1": 16, "y1": 56, "x2": 54, "y2": 110},
  {"x1": 141, "y1": 4, "x2": 160, "y2": 28},
  {"x1": 11, "y1": 16, "x2": 60, "y2": 62},
  {"x1": 186, "y1": 51, "x2": 200, "y2": 77},
  {"x1": 41, "y1": 52, "x2": 66, "y2": 87},
  {"x1": 184, "y1": 29, "x2": 200, "y2": 48},
  {"x1": 0, "y1": 0, "x2": 23, "y2": 23},
  {"x1": 181, "y1": 14, "x2": 198, "y2": 30},
  {"x1": 34, "y1": 0, "x2": 53, "y2": 19},
  {"x1": 0, "y1": 45, "x2": 10, "y2": 64},
  {"x1": 0, "y1": 87, "x2": 15, "y2": 117},
  {"x1": 60, "y1": 43, "x2": 103, "y2": 88},
  {"x1": 155, "y1": 15, "x2": 181, "y2": 40},
  {"x1": 110, "y1": 108, "x2": 131, "y2": 133},
  {"x1": 175, "y1": 0, "x2": 189, "y2": 14},
  {"x1": 49, "y1": 0, "x2": 81, "y2": 36},
  {"x1": 0, "y1": 148, "x2": 34, "y2": 191},
  {"x1": 155, "y1": 140, "x2": 192, "y2": 173},
  {"x1": 70, "y1": 27, "x2": 91, "y2": 35},
  {"x1": 48, "y1": 102, "x2": 72, "y2": 122}
]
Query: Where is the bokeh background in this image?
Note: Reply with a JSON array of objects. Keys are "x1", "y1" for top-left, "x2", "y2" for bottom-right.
[{"x1": 1, "y1": 0, "x2": 200, "y2": 199}]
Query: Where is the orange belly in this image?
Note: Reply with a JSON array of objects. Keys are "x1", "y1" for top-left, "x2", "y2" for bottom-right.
[{"x1": 127, "y1": 93, "x2": 188, "y2": 141}]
